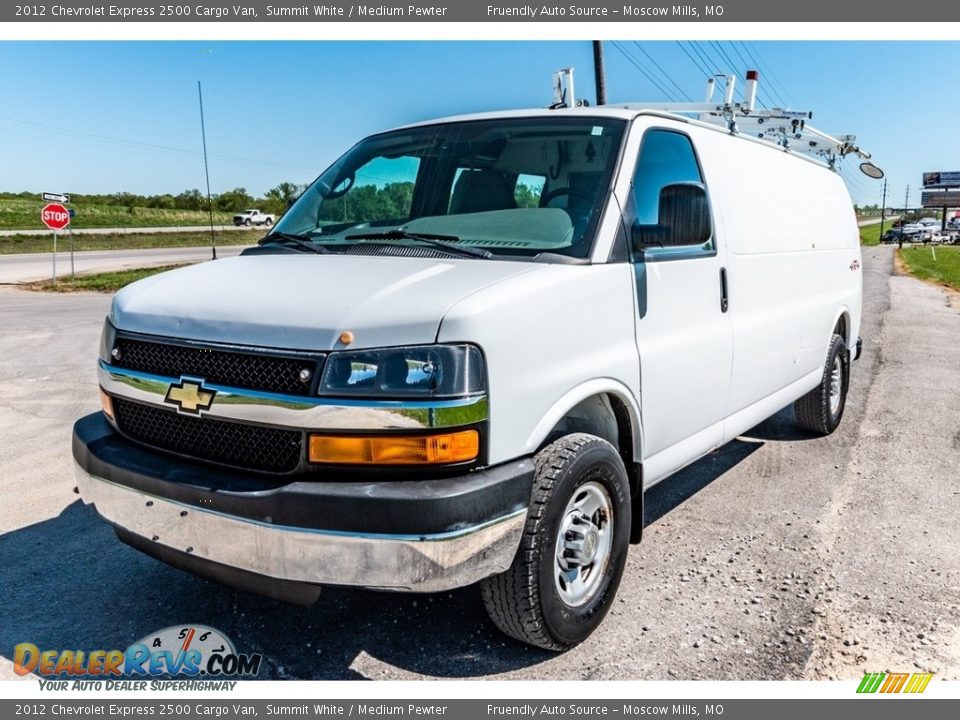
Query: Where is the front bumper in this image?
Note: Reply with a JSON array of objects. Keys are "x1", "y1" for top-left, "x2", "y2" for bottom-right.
[{"x1": 73, "y1": 413, "x2": 532, "y2": 600}]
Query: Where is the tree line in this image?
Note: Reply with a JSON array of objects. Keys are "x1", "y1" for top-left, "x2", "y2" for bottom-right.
[{"x1": 0, "y1": 182, "x2": 307, "y2": 216}]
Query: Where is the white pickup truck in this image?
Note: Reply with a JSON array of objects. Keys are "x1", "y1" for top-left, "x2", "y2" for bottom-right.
[
  {"x1": 232, "y1": 209, "x2": 274, "y2": 227},
  {"x1": 74, "y1": 90, "x2": 868, "y2": 650}
]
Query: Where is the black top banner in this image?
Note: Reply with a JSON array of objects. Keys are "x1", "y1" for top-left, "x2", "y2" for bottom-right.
[{"x1": 4, "y1": 0, "x2": 957, "y2": 22}]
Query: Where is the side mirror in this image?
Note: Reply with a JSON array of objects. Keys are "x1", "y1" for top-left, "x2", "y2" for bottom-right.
[{"x1": 632, "y1": 182, "x2": 713, "y2": 250}]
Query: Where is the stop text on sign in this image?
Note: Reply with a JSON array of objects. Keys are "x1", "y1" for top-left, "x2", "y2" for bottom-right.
[{"x1": 42, "y1": 203, "x2": 70, "y2": 231}]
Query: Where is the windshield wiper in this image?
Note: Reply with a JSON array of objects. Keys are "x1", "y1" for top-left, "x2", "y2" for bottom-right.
[
  {"x1": 345, "y1": 229, "x2": 493, "y2": 259},
  {"x1": 258, "y1": 231, "x2": 330, "y2": 254}
]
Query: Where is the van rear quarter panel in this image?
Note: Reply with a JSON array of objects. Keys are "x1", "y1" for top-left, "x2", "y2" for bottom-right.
[{"x1": 691, "y1": 126, "x2": 863, "y2": 417}]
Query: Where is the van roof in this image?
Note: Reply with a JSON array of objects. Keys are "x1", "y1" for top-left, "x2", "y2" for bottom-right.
[{"x1": 392, "y1": 106, "x2": 837, "y2": 171}]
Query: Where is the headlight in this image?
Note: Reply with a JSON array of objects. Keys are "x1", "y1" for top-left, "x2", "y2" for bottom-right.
[
  {"x1": 319, "y1": 344, "x2": 485, "y2": 398},
  {"x1": 99, "y1": 318, "x2": 118, "y2": 362}
]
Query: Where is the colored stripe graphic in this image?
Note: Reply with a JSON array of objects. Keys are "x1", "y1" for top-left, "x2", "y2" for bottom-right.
[
  {"x1": 857, "y1": 672, "x2": 885, "y2": 693},
  {"x1": 904, "y1": 673, "x2": 933, "y2": 693},
  {"x1": 880, "y1": 673, "x2": 909, "y2": 693},
  {"x1": 857, "y1": 672, "x2": 932, "y2": 694}
]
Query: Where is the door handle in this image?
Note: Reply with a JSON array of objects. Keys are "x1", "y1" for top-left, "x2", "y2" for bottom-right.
[{"x1": 720, "y1": 267, "x2": 729, "y2": 313}]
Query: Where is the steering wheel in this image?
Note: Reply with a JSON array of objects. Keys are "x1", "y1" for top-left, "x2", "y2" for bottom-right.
[
  {"x1": 319, "y1": 173, "x2": 355, "y2": 201},
  {"x1": 539, "y1": 186, "x2": 596, "y2": 209}
]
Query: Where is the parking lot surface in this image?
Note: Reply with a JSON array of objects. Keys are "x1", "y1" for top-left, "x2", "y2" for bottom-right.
[{"x1": 0, "y1": 245, "x2": 957, "y2": 680}]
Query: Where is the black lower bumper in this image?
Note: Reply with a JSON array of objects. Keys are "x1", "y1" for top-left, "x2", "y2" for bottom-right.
[{"x1": 73, "y1": 412, "x2": 533, "y2": 536}]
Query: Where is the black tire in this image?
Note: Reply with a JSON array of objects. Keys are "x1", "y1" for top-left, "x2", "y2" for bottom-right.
[
  {"x1": 480, "y1": 433, "x2": 631, "y2": 651},
  {"x1": 244, "y1": 218, "x2": 252, "y2": 227},
  {"x1": 795, "y1": 333, "x2": 849, "y2": 435},
  {"x1": 264, "y1": 218, "x2": 273, "y2": 227}
]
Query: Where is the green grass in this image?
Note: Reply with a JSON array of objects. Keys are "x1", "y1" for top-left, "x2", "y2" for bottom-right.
[
  {"x1": 0, "y1": 198, "x2": 234, "y2": 230},
  {"x1": 859, "y1": 223, "x2": 883, "y2": 246},
  {"x1": 0, "y1": 229, "x2": 262, "y2": 255},
  {"x1": 24, "y1": 265, "x2": 186, "y2": 293},
  {"x1": 898, "y1": 245, "x2": 960, "y2": 292}
]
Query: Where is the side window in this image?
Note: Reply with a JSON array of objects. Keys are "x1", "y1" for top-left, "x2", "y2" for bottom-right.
[
  {"x1": 513, "y1": 174, "x2": 546, "y2": 208},
  {"x1": 631, "y1": 130, "x2": 714, "y2": 258},
  {"x1": 317, "y1": 155, "x2": 419, "y2": 228}
]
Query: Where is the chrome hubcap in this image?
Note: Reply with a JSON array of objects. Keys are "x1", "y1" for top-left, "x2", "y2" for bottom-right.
[
  {"x1": 829, "y1": 357, "x2": 843, "y2": 416},
  {"x1": 555, "y1": 481, "x2": 614, "y2": 607}
]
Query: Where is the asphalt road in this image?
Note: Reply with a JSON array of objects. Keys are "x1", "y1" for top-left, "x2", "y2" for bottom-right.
[
  {"x1": 0, "y1": 245, "x2": 957, "y2": 681},
  {"x1": 0, "y1": 246, "x2": 248, "y2": 284}
]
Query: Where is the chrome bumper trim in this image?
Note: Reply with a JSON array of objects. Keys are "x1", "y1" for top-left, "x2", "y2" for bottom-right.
[
  {"x1": 98, "y1": 360, "x2": 488, "y2": 430},
  {"x1": 75, "y1": 465, "x2": 526, "y2": 592}
]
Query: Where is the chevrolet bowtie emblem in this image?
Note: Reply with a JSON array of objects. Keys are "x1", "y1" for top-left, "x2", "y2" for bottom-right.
[{"x1": 165, "y1": 378, "x2": 216, "y2": 415}]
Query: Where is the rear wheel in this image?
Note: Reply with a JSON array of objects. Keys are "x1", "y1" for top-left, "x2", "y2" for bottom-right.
[
  {"x1": 264, "y1": 218, "x2": 273, "y2": 227},
  {"x1": 795, "y1": 333, "x2": 849, "y2": 435},
  {"x1": 481, "y1": 433, "x2": 631, "y2": 651}
]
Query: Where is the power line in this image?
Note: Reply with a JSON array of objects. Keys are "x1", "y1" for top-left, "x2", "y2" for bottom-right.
[
  {"x1": 675, "y1": 40, "x2": 712, "y2": 81},
  {"x1": 688, "y1": 41, "x2": 718, "y2": 76},
  {"x1": 710, "y1": 41, "x2": 741, "y2": 75},
  {"x1": 709, "y1": 40, "x2": 743, "y2": 97},
  {"x1": 740, "y1": 42, "x2": 797, "y2": 108},
  {"x1": 696, "y1": 41, "x2": 724, "y2": 72},
  {"x1": 727, "y1": 41, "x2": 753, "y2": 74},
  {"x1": 610, "y1": 41, "x2": 680, "y2": 102},
  {"x1": 632, "y1": 42, "x2": 693, "y2": 101},
  {"x1": 0, "y1": 115, "x2": 318, "y2": 172},
  {"x1": 726, "y1": 41, "x2": 767, "y2": 109},
  {"x1": 737, "y1": 42, "x2": 789, "y2": 107}
]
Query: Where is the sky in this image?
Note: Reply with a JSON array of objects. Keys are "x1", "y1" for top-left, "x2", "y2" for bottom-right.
[{"x1": 1, "y1": 40, "x2": 957, "y2": 208}]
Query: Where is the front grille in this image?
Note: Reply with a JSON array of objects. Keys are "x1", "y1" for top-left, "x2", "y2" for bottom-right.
[
  {"x1": 114, "y1": 399, "x2": 302, "y2": 473},
  {"x1": 113, "y1": 337, "x2": 318, "y2": 396}
]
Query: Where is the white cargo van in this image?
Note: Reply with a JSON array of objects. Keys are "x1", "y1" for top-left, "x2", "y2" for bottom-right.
[{"x1": 74, "y1": 81, "x2": 869, "y2": 650}]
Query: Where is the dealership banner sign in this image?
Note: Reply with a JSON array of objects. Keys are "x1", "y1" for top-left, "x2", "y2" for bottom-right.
[{"x1": 7, "y1": 0, "x2": 960, "y2": 22}]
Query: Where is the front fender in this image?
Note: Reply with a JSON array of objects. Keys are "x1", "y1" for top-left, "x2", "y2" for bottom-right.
[{"x1": 524, "y1": 378, "x2": 642, "y2": 462}]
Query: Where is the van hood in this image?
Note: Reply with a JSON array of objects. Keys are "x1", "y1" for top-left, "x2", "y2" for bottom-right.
[{"x1": 111, "y1": 254, "x2": 540, "y2": 351}]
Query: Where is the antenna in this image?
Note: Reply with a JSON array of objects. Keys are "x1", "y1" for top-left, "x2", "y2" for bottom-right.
[{"x1": 198, "y1": 81, "x2": 217, "y2": 261}]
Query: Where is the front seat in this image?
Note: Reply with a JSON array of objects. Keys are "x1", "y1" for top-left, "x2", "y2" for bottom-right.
[{"x1": 449, "y1": 169, "x2": 517, "y2": 215}]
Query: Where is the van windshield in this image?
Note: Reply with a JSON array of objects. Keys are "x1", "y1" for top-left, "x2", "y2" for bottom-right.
[{"x1": 273, "y1": 117, "x2": 627, "y2": 260}]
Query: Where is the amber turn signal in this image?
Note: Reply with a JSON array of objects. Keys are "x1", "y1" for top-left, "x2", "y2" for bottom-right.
[
  {"x1": 308, "y1": 430, "x2": 479, "y2": 465},
  {"x1": 100, "y1": 389, "x2": 114, "y2": 420}
]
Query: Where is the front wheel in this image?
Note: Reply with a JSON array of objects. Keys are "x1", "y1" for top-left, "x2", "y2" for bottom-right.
[
  {"x1": 795, "y1": 333, "x2": 849, "y2": 435},
  {"x1": 244, "y1": 218, "x2": 252, "y2": 226},
  {"x1": 481, "y1": 433, "x2": 631, "y2": 651}
]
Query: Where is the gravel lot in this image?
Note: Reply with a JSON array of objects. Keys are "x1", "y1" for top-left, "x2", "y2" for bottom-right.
[{"x1": 0, "y1": 245, "x2": 957, "y2": 681}]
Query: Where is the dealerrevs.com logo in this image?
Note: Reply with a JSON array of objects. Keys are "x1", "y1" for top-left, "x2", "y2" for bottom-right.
[{"x1": 14, "y1": 625, "x2": 262, "y2": 683}]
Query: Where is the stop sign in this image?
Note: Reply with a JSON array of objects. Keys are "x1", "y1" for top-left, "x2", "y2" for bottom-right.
[{"x1": 42, "y1": 203, "x2": 70, "y2": 231}]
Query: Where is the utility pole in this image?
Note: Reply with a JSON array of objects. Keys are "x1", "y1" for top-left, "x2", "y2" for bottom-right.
[
  {"x1": 904, "y1": 185, "x2": 910, "y2": 216},
  {"x1": 592, "y1": 40, "x2": 607, "y2": 106},
  {"x1": 878, "y1": 178, "x2": 888, "y2": 240},
  {"x1": 198, "y1": 81, "x2": 217, "y2": 261}
]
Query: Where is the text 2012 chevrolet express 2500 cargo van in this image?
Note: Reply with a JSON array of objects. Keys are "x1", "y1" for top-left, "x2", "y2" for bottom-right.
[{"x1": 74, "y1": 77, "x2": 873, "y2": 650}]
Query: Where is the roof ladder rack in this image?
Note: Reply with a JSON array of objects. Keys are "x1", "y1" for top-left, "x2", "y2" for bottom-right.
[{"x1": 553, "y1": 67, "x2": 883, "y2": 178}]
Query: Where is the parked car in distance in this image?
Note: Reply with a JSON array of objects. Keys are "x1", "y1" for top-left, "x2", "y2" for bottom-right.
[{"x1": 233, "y1": 209, "x2": 275, "y2": 227}]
